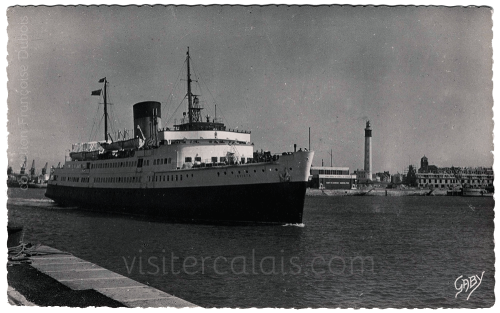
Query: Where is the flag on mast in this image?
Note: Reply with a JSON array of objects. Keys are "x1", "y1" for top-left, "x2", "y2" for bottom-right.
[
  {"x1": 98, "y1": 77, "x2": 106, "y2": 83},
  {"x1": 91, "y1": 89, "x2": 102, "y2": 96}
]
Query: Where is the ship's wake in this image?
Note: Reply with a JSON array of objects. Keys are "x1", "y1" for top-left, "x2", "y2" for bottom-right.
[
  {"x1": 282, "y1": 223, "x2": 305, "y2": 227},
  {"x1": 7, "y1": 197, "x2": 56, "y2": 208},
  {"x1": 8, "y1": 198, "x2": 54, "y2": 203}
]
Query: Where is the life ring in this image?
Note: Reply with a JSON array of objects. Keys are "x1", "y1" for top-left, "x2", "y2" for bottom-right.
[{"x1": 19, "y1": 176, "x2": 29, "y2": 184}]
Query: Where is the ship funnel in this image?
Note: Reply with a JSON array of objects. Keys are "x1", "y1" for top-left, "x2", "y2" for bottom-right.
[{"x1": 133, "y1": 101, "x2": 162, "y2": 140}]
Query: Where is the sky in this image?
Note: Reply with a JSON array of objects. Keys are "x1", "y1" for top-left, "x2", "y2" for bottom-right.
[{"x1": 6, "y1": 5, "x2": 494, "y2": 174}]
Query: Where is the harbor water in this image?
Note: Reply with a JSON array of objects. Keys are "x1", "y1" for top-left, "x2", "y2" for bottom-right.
[{"x1": 7, "y1": 188, "x2": 495, "y2": 308}]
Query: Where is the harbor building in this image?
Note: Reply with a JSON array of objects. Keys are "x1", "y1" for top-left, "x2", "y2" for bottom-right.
[
  {"x1": 418, "y1": 155, "x2": 438, "y2": 173},
  {"x1": 355, "y1": 169, "x2": 374, "y2": 183},
  {"x1": 417, "y1": 168, "x2": 494, "y2": 189},
  {"x1": 310, "y1": 166, "x2": 357, "y2": 189},
  {"x1": 391, "y1": 173, "x2": 404, "y2": 184},
  {"x1": 375, "y1": 171, "x2": 391, "y2": 182},
  {"x1": 416, "y1": 156, "x2": 493, "y2": 188}
]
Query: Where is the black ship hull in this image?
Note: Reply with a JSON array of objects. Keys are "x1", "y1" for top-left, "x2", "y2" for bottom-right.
[{"x1": 45, "y1": 182, "x2": 307, "y2": 224}]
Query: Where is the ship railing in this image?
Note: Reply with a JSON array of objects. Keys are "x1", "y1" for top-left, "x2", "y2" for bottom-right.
[
  {"x1": 226, "y1": 129, "x2": 251, "y2": 134},
  {"x1": 71, "y1": 141, "x2": 104, "y2": 153},
  {"x1": 180, "y1": 157, "x2": 284, "y2": 169},
  {"x1": 160, "y1": 126, "x2": 251, "y2": 134}
]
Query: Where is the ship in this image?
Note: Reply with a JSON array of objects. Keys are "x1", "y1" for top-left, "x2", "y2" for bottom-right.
[
  {"x1": 45, "y1": 48, "x2": 314, "y2": 224},
  {"x1": 7, "y1": 158, "x2": 49, "y2": 188},
  {"x1": 28, "y1": 162, "x2": 50, "y2": 189}
]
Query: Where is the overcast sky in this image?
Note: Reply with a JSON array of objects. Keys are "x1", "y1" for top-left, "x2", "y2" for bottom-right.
[{"x1": 6, "y1": 5, "x2": 493, "y2": 173}]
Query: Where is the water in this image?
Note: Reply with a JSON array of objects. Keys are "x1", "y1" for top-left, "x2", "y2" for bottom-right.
[{"x1": 7, "y1": 188, "x2": 495, "y2": 308}]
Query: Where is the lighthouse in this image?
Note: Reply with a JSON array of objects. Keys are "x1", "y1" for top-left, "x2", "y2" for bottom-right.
[{"x1": 364, "y1": 120, "x2": 372, "y2": 182}]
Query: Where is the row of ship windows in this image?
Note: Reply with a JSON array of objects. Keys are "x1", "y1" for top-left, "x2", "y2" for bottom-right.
[
  {"x1": 95, "y1": 176, "x2": 143, "y2": 183},
  {"x1": 147, "y1": 167, "x2": 289, "y2": 182},
  {"x1": 92, "y1": 161, "x2": 138, "y2": 169},
  {"x1": 149, "y1": 175, "x2": 184, "y2": 182},
  {"x1": 61, "y1": 175, "x2": 185, "y2": 183},
  {"x1": 60, "y1": 176, "x2": 143, "y2": 183},
  {"x1": 152, "y1": 158, "x2": 173, "y2": 165},
  {"x1": 316, "y1": 170, "x2": 349, "y2": 175},
  {"x1": 148, "y1": 167, "x2": 293, "y2": 181},
  {"x1": 60, "y1": 177, "x2": 90, "y2": 183},
  {"x1": 72, "y1": 157, "x2": 256, "y2": 169},
  {"x1": 185, "y1": 157, "x2": 253, "y2": 164},
  {"x1": 69, "y1": 156, "x2": 263, "y2": 169},
  {"x1": 217, "y1": 167, "x2": 293, "y2": 176},
  {"x1": 170, "y1": 139, "x2": 248, "y2": 144},
  {"x1": 93, "y1": 167, "x2": 293, "y2": 184},
  {"x1": 89, "y1": 158, "x2": 174, "y2": 169},
  {"x1": 56, "y1": 167, "x2": 294, "y2": 183},
  {"x1": 60, "y1": 175, "x2": 186, "y2": 183}
]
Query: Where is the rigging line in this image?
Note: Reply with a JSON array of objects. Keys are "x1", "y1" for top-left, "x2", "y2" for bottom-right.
[
  {"x1": 163, "y1": 84, "x2": 180, "y2": 127},
  {"x1": 90, "y1": 97, "x2": 103, "y2": 142},
  {"x1": 91, "y1": 113, "x2": 101, "y2": 142},
  {"x1": 88, "y1": 100, "x2": 101, "y2": 142},
  {"x1": 162, "y1": 58, "x2": 187, "y2": 123},
  {"x1": 166, "y1": 97, "x2": 188, "y2": 125},
  {"x1": 108, "y1": 110, "x2": 115, "y2": 138},
  {"x1": 197, "y1": 70, "x2": 229, "y2": 124},
  {"x1": 190, "y1": 60, "x2": 222, "y2": 121},
  {"x1": 108, "y1": 98, "x2": 117, "y2": 135},
  {"x1": 190, "y1": 65, "x2": 214, "y2": 118},
  {"x1": 106, "y1": 85, "x2": 118, "y2": 137},
  {"x1": 107, "y1": 88, "x2": 115, "y2": 133},
  {"x1": 164, "y1": 100, "x2": 170, "y2": 127},
  {"x1": 162, "y1": 58, "x2": 187, "y2": 122},
  {"x1": 91, "y1": 114, "x2": 105, "y2": 142}
]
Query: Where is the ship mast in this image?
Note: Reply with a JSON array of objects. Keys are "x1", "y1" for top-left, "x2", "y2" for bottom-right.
[
  {"x1": 174, "y1": 48, "x2": 221, "y2": 131},
  {"x1": 92, "y1": 78, "x2": 109, "y2": 142},
  {"x1": 185, "y1": 47, "x2": 204, "y2": 126},
  {"x1": 186, "y1": 47, "x2": 193, "y2": 124},
  {"x1": 103, "y1": 78, "x2": 108, "y2": 142}
]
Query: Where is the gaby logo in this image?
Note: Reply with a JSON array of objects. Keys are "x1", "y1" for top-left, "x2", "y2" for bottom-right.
[{"x1": 455, "y1": 271, "x2": 485, "y2": 300}]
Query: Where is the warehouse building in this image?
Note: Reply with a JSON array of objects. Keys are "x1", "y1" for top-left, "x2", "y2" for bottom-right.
[{"x1": 310, "y1": 166, "x2": 357, "y2": 189}]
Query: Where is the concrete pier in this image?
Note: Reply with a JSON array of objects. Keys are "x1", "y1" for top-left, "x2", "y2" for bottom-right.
[
  {"x1": 306, "y1": 188, "x2": 449, "y2": 197},
  {"x1": 25, "y1": 245, "x2": 198, "y2": 308},
  {"x1": 7, "y1": 286, "x2": 35, "y2": 306}
]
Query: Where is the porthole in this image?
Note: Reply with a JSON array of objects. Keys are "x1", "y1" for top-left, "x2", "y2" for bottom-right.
[
  {"x1": 262, "y1": 169, "x2": 265, "y2": 172},
  {"x1": 289, "y1": 167, "x2": 293, "y2": 171}
]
